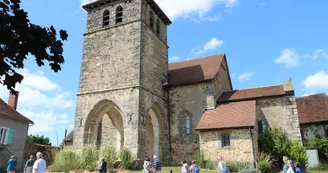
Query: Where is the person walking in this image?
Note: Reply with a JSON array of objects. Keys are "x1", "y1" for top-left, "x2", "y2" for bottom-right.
[
  {"x1": 98, "y1": 158, "x2": 107, "y2": 173},
  {"x1": 181, "y1": 159, "x2": 190, "y2": 173},
  {"x1": 153, "y1": 155, "x2": 161, "y2": 173},
  {"x1": 294, "y1": 162, "x2": 302, "y2": 173},
  {"x1": 281, "y1": 156, "x2": 289, "y2": 173},
  {"x1": 7, "y1": 155, "x2": 17, "y2": 173},
  {"x1": 143, "y1": 156, "x2": 152, "y2": 173},
  {"x1": 190, "y1": 160, "x2": 200, "y2": 173},
  {"x1": 217, "y1": 156, "x2": 229, "y2": 173},
  {"x1": 33, "y1": 152, "x2": 47, "y2": 173},
  {"x1": 286, "y1": 160, "x2": 296, "y2": 173},
  {"x1": 24, "y1": 155, "x2": 36, "y2": 173}
]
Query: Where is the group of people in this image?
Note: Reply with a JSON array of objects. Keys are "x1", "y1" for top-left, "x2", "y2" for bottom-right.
[
  {"x1": 143, "y1": 155, "x2": 162, "y2": 173},
  {"x1": 6, "y1": 152, "x2": 47, "y2": 173},
  {"x1": 143, "y1": 155, "x2": 229, "y2": 173},
  {"x1": 281, "y1": 156, "x2": 302, "y2": 173}
]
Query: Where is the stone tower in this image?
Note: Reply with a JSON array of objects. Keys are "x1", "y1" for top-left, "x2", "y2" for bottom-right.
[{"x1": 73, "y1": 0, "x2": 172, "y2": 161}]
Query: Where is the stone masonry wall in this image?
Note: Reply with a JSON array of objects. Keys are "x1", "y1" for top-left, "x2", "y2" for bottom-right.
[
  {"x1": 257, "y1": 96, "x2": 302, "y2": 141},
  {"x1": 199, "y1": 129, "x2": 256, "y2": 168},
  {"x1": 73, "y1": 88, "x2": 140, "y2": 158},
  {"x1": 213, "y1": 58, "x2": 232, "y2": 98},
  {"x1": 140, "y1": 20, "x2": 168, "y2": 98},
  {"x1": 79, "y1": 22, "x2": 141, "y2": 93},
  {"x1": 86, "y1": 0, "x2": 142, "y2": 33},
  {"x1": 169, "y1": 82, "x2": 213, "y2": 163}
]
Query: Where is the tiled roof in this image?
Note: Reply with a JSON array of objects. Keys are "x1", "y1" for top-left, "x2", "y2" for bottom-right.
[
  {"x1": 168, "y1": 54, "x2": 225, "y2": 86},
  {"x1": 0, "y1": 99, "x2": 33, "y2": 124},
  {"x1": 296, "y1": 93, "x2": 328, "y2": 124},
  {"x1": 64, "y1": 130, "x2": 73, "y2": 142},
  {"x1": 218, "y1": 84, "x2": 286, "y2": 102},
  {"x1": 82, "y1": 0, "x2": 172, "y2": 25},
  {"x1": 196, "y1": 100, "x2": 256, "y2": 130}
]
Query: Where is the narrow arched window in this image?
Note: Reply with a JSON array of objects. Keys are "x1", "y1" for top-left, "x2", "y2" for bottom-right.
[
  {"x1": 258, "y1": 120, "x2": 267, "y2": 134},
  {"x1": 116, "y1": 6, "x2": 123, "y2": 24},
  {"x1": 149, "y1": 11, "x2": 154, "y2": 30},
  {"x1": 156, "y1": 19, "x2": 160, "y2": 36},
  {"x1": 103, "y1": 10, "x2": 110, "y2": 27},
  {"x1": 186, "y1": 116, "x2": 191, "y2": 135}
]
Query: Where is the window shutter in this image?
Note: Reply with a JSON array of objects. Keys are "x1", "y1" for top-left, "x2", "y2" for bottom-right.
[{"x1": 7, "y1": 129, "x2": 14, "y2": 144}]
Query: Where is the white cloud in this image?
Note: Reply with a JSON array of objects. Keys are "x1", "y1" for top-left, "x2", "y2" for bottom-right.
[
  {"x1": 155, "y1": 0, "x2": 238, "y2": 21},
  {"x1": 302, "y1": 93, "x2": 315, "y2": 97},
  {"x1": 238, "y1": 72, "x2": 256, "y2": 81},
  {"x1": 21, "y1": 69, "x2": 58, "y2": 91},
  {"x1": 170, "y1": 56, "x2": 181, "y2": 63},
  {"x1": 302, "y1": 70, "x2": 328, "y2": 92},
  {"x1": 196, "y1": 37, "x2": 224, "y2": 54},
  {"x1": 312, "y1": 49, "x2": 328, "y2": 59},
  {"x1": 274, "y1": 48, "x2": 301, "y2": 68},
  {"x1": 21, "y1": 109, "x2": 69, "y2": 133}
]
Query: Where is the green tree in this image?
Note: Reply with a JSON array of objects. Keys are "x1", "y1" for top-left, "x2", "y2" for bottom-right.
[
  {"x1": 0, "y1": 0, "x2": 68, "y2": 93},
  {"x1": 289, "y1": 140, "x2": 308, "y2": 168},
  {"x1": 27, "y1": 134, "x2": 51, "y2": 146},
  {"x1": 259, "y1": 128, "x2": 291, "y2": 161}
]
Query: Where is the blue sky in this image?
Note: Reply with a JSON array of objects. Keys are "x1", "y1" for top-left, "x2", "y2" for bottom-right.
[{"x1": 0, "y1": 0, "x2": 328, "y2": 145}]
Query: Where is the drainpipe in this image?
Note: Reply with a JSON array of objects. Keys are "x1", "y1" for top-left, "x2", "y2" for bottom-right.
[{"x1": 249, "y1": 127, "x2": 256, "y2": 168}]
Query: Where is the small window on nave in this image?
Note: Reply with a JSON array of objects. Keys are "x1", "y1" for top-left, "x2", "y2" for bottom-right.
[
  {"x1": 186, "y1": 116, "x2": 191, "y2": 135},
  {"x1": 116, "y1": 6, "x2": 123, "y2": 24}
]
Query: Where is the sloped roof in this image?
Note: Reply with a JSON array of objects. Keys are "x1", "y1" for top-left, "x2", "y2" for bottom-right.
[
  {"x1": 196, "y1": 100, "x2": 256, "y2": 130},
  {"x1": 82, "y1": 0, "x2": 172, "y2": 25},
  {"x1": 64, "y1": 130, "x2": 73, "y2": 142},
  {"x1": 218, "y1": 84, "x2": 286, "y2": 102},
  {"x1": 0, "y1": 99, "x2": 33, "y2": 124},
  {"x1": 296, "y1": 93, "x2": 328, "y2": 124},
  {"x1": 168, "y1": 54, "x2": 225, "y2": 86}
]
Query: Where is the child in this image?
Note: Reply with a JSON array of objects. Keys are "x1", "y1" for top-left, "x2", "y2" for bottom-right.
[
  {"x1": 294, "y1": 162, "x2": 302, "y2": 173},
  {"x1": 190, "y1": 160, "x2": 200, "y2": 173}
]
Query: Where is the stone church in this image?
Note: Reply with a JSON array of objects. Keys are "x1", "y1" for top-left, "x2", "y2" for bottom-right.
[{"x1": 65, "y1": 0, "x2": 302, "y2": 167}]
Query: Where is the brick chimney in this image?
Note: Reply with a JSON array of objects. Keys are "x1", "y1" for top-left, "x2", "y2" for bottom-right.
[{"x1": 8, "y1": 92, "x2": 19, "y2": 110}]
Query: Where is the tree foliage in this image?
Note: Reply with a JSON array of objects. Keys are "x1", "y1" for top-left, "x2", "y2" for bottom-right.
[
  {"x1": 0, "y1": 0, "x2": 68, "y2": 93},
  {"x1": 27, "y1": 134, "x2": 51, "y2": 146},
  {"x1": 259, "y1": 128, "x2": 291, "y2": 160},
  {"x1": 289, "y1": 140, "x2": 308, "y2": 168}
]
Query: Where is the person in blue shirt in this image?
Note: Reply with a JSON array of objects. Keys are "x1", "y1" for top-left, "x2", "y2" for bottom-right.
[
  {"x1": 7, "y1": 155, "x2": 17, "y2": 173},
  {"x1": 294, "y1": 162, "x2": 302, "y2": 173}
]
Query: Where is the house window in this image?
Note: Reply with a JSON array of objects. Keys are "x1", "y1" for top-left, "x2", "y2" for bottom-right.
[
  {"x1": 324, "y1": 124, "x2": 328, "y2": 137},
  {"x1": 258, "y1": 120, "x2": 267, "y2": 134},
  {"x1": 186, "y1": 116, "x2": 191, "y2": 135},
  {"x1": 0, "y1": 127, "x2": 13, "y2": 145},
  {"x1": 116, "y1": 6, "x2": 123, "y2": 24},
  {"x1": 103, "y1": 10, "x2": 110, "y2": 27},
  {"x1": 221, "y1": 133, "x2": 230, "y2": 147},
  {"x1": 156, "y1": 19, "x2": 160, "y2": 36},
  {"x1": 149, "y1": 11, "x2": 154, "y2": 29}
]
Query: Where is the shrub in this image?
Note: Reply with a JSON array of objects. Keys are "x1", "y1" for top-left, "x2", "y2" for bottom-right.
[
  {"x1": 205, "y1": 160, "x2": 216, "y2": 170},
  {"x1": 289, "y1": 140, "x2": 308, "y2": 168},
  {"x1": 119, "y1": 147, "x2": 132, "y2": 169},
  {"x1": 257, "y1": 152, "x2": 275, "y2": 165},
  {"x1": 80, "y1": 145, "x2": 99, "y2": 171},
  {"x1": 308, "y1": 163, "x2": 328, "y2": 171},
  {"x1": 257, "y1": 160, "x2": 271, "y2": 173},
  {"x1": 101, "y1": 145, "x2": 117, "y2": 165},
  {"x1": 259, "y1": 128, "x2": 291, "y2": 162},
  {"x1": 307, "y1": 138, "x2": 328, "y2": 157},
  {"x1": 48, "y1": 149, "x2": 80, "y2": 173},
  {"x1": 228, "y1": 162, "x2": 249, "y2": 173},
  {"x1": 196, "y1": 150, "x2": 206, "y2": 168}
]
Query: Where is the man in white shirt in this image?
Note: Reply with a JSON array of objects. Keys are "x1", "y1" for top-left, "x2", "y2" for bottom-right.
[{"x1": 33, "y1": 152, "x2": 47, "y2": 173}]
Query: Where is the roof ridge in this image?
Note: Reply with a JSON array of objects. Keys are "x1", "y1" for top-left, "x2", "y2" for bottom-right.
[
  {"x1": 169, "y1": 53, "x2": 225, "y2": 65},
  {"x1": 296, "y1": 93, "x2": 327, "y2": 98},
  {"x1": 223, "y1": 84, "x2": 283, "y2": 93}
]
